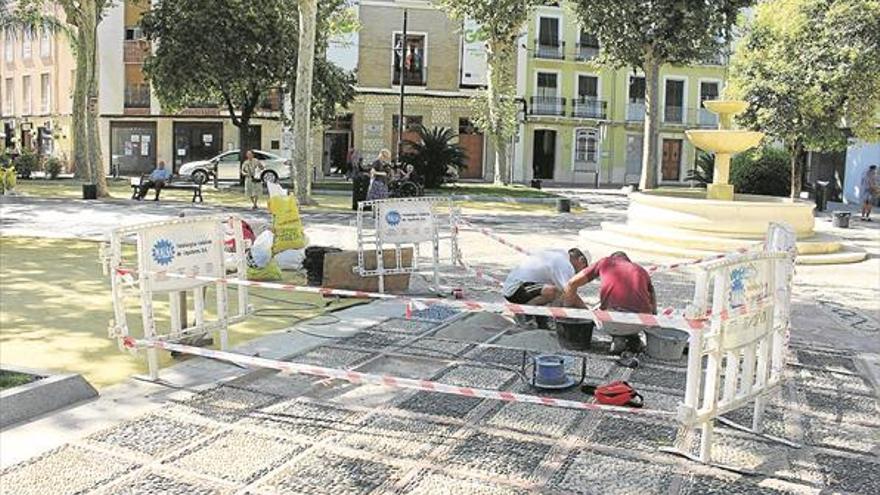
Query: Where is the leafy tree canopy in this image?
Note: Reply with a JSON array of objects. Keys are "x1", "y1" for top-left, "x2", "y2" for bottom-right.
[{"x1": 729, "y1": 0, "x2": 880, "y2": 151}]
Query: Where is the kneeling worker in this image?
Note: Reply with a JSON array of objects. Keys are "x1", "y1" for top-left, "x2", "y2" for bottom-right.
[
  {"x1": 563, "y1": 251, "x2": 656, "y2": 354},
  {"x1": 503, "y1": 248, "x2": 591, "y2": 328}
]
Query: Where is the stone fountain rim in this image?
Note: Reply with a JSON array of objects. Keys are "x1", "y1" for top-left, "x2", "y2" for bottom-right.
[{"x1": 633, "y1": 190, "x2": 815, "y2": 208}]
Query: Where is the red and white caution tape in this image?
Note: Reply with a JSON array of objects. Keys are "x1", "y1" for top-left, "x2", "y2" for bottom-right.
[
  {"x1": 643, "y1": 246, "x2": 758, "y2": 274},
  {"x1": 458, "y1": 219, "x2": 532, "y2": 256},
  {"x1": 123, "y1": 337, "x2": 675, "y2": 418},
  {"x1": 458, "y1": 258, "x2": 505, "y2": 288},
  {"x1": 114, "y1": 267, "x2": 775, "y2": 333}
]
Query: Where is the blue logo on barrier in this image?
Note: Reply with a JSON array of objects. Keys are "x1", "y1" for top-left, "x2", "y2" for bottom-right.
[
  {"x1": 385, "y1": 210, "x2": 401, "y2": 226},
  {"x1": 152, "y1": 239, "x2": 176, "y2": 266}
]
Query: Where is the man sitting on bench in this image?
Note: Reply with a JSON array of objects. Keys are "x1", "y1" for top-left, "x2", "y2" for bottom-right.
[{"x1": 136, "y1": 160, "x2": 171, "y2": 200}]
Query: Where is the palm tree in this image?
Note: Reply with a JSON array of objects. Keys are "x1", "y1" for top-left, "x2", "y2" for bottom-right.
[{"x1": 401, "y1": 125, "x2": 468, "y2": 189}]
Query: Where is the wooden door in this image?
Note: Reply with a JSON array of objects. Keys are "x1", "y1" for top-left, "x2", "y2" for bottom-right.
[
  {"x1": 458, "y1": 119, "x2": 483, "y2": 179},
  {"x1": 533, "y1": 130, "x2": 556, "y2": 180},
  {"x1": 661, "y1": 139, "x2": 682, "y2": 181}
]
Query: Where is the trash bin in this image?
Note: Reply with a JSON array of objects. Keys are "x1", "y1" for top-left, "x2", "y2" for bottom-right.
[
  {"x1": 832, "y1": 211, "x2": 851, "y2": 228},
  {"x1": 814, "y1": 181, "x2": 830, "y2": 212},
  {"x1": 530, "y1": 179, "x2": 542, "y2": 190},
  {"x1": 82, "y1": 184, "x2": 97, "y2": 200},
  {"x1": 557, "y1": 198, "x2": 571, "y2": 213},
  {"x1": 351, "y1": 174, "x2": 370, "y2": 210}
]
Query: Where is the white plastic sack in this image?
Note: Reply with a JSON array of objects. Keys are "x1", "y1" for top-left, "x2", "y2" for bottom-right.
[
  {"x1": 275, "y1": 248, "x2": 306, "y2": 271},
  {"x1": 250, "y1": 230, "x2": 274, "y2": 268},
  {"x1": 267, "y1": 181, "x2": 287, "y2": 198}
]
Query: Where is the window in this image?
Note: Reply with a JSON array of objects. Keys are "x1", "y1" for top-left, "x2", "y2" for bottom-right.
[
  {"x1": 4, "y1": 78, "x2": 13, "y2": 115},
  {"x1": 124, "y1": 26, "x2": 144, "y2": 41},
  {"x1": 22, "y1": 75, "x2": 31, "y2": 114},
  {"x1": 40, "y1": 30, "x2": 50, "y2": 57},
  {"x1": 628, "y1": 76, "x2": 645, "y2": 102},
  {"x1": 536, "y1": 72, "x2": 558, "y2": 98},
  {"x1": 538, "y1": 17, "x2": 560, "y2": 46},
  {"x1": 40, "y1": 74, "x2": 50, "y2": 113},
  {"x1": 4, "y1": 31, "x2": 13, "y2": 62},
  {"x1": 393, "y1": 33, "x2": 426, "y2": 86},
  {"x1": 574, "y1": 128, "x2": 599, "y2": 165},
  {"x1": 576, "y1": 31, "x2": 599, "y2": 61},
  {"x1": 577, "y1": 75, "x2": 598, "y2": 98},
  {"x1": 700, "y1": 81, "x2": 720, "y2": 106},
  {"x1": 664, "y1": 79, "x2": 685, "y2": 123},
  {"x1": 626, "y1": 134, "x2": 644, "y2": 179},
  {"x1": 22, "y1": 29, "x2": 33, "y2": 60},
  {"x1": 392, "y1": 115, "x2": 423, "y2": 131}
]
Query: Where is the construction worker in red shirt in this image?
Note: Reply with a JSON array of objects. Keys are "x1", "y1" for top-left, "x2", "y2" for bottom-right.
[{"x1": 562, "y1": 251, "x2": 657, "y2": 354}]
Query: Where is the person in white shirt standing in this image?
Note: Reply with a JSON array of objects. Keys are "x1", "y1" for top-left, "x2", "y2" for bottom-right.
[{"x1": 503, "y1": 248, "x2": 591, "y2": 328}]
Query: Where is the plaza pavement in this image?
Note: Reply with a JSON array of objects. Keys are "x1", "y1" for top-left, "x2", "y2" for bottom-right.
[{"x1": 0, "y1": 192, "x2": 878, "y2": 494}]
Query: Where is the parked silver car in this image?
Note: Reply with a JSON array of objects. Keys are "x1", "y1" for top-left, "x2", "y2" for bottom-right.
[{"x1": 178, "y1": 149, "x2": 291, "y2": 184}]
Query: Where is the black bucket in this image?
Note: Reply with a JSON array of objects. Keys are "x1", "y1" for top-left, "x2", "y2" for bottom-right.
[
  {"x1": 832, "y1": 211, "x2": 850, "y2": 228},
  {"x1": 555, "y1": 318, "x2": 594, "y2": 350},
  {"x1": 82, "y1": 184, "x2": 97, "y2": 200}
]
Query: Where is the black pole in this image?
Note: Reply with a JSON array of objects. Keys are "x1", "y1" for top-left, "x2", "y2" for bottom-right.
[{"x1": 397, "y1": 9, "x2": 407, "y2": 163}]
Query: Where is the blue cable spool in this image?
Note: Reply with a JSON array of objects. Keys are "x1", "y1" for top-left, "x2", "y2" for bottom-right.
[{"x1": 530, "y1": 354, "x2": 578, "y2": 390}]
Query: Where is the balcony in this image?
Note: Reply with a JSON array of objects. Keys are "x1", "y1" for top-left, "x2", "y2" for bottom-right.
[
  {"x1": 626, "y1": 100, "x2": 646, "y2": 121},
  {"x1": 529, "y1": 96, "x2": 566, "y2": 116},
  {"x1": 575, "y1": 43, "x2": 599, "y2": 62},
  {"x1": 663, "y1": 105, "x2": 686, "y2": 124},
  {"x1": 572, "y1": 97, "x2": 607, "y2": 119},
  {"x1": 534, "y1": 40, "x2": 565, "y2": 60},
  {"x1": 393, "y1": 67, "x2": 426, "y2": 86},
  {"x1": 698, "y1": 108, "x2": 719, "y2": 127},
  {"x1": 124, "y1": 84, "x2": 150, "y2": 108},
  {"x1": 123, "y1": 40, "x2": 150, "y2": 64}
]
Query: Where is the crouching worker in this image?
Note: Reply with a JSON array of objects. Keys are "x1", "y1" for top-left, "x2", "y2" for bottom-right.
[
  {"x1": 503, "y1": 248, "x2": 591, "y2": 329},
  {"x1": 563, "y1": 251, "x2": 656, "y2": 354}
]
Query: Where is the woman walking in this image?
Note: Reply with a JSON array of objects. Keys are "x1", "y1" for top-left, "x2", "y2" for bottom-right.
[
  {"x1": 366, "y1": 149, "x2": 392, "y2": 201},
  {"x1": 858, "y1": 165, "x2": 877, "y2": 221},
  {"x1": 242, "y1": 150, "x2": 265, "y2": 210}
]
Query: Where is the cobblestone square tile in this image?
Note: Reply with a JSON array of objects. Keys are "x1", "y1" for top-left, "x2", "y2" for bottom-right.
[
  {"x1": 178, "y1": 385, "x2": 281, "y2": 422},
  {"x1": 802, "y1": 388, "x2": 880, "y2": 426},
  {"x1": 394, "y1": 337, "x2": 473, "y2": 359},
  {"x1": 707, "y1": 431, "x2": 792, "y2": 472},
  {"x1": 240, "y1": 398, "x2": 361, "y2": 439},
  {"x1": 721, "y1": 404, "x2": 789, "y2": 440},
  {"x1": 0, "y1": 445, "x2": 139, "y2": 495},
  {"x1": 87, "y1": 413, "x2": 212, "y2": 458},
  {"x1": 794, "y1": 368, "x2": 874, "y2": 396},
  {"x1": 814, "y1": 453, "x2": 880, "y2": 495},
  {"x1": 549, "y1": 450, "x2": 673, "y2": 495},
  {"x1": 681, "y1": 474, "x2": 816, "y2": 494},
  {"x1": 230, "y1": 371, "x2": 320, "y2": 398},
  {"x1": 332, "y1": 414, "x2": 458, "y2": 459},
  {"x1": 591, "y1": 414, "x2": 677, "y2": 452},
  {"x1": 804, "y1": 416, "x2": 880, "y2": 454},
  {"x1": 336, "y1": 331, "x2": 406, "y2": 351},
  {"x1": 400, "y1": 470, "x2": 529, "y2": 494},
  {"x1": 255, "y1": 449, "x2": 401, "y2": 495},
  {"x1": 379, "y1": 318, "x2": 439, "y2": 334},
  {"x1": 396, "y1": 391, "x2": 484, "y2": 420},
  {"x1": 288, "y1": 346, "x2": 374, "y2": 369},
  {"x1": 795, "y1": 349, "x2": 858, "y2": 373},
  {"x1": 99, "y1": 471, "x2": 233, "y2": 495},
  {"x1": 467, "y1": 346, "x2": 528, "y2": 367},
  {"x1": 436, "y1": 364, "x2": 516, "y2": 390},
  {"x1": 483, "y1": 401, "x2": 585, "y2": 439},
  {"x1": 166, "y1": 430, "x2": 305, "y2": 484},
  {"x1": 444, "y1": 432, "x2": 551, "y2": 482},
  {"x1": 629, "y1": 365, "x2": 687, "y2": 392}
]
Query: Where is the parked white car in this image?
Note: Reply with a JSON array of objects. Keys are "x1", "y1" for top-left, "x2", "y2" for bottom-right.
[{"x1": 178, "y1": 150, "x2": 291, "y2": 184}]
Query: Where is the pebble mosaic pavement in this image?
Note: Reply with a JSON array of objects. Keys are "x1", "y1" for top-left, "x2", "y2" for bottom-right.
[{"x1": 3, "y1": 311, "x2": 878, "y2": 495}]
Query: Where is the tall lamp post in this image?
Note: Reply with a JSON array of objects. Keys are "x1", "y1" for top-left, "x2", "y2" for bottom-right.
[{"x1": 395, "y1": 9, "x2": 408, "y2": 163}]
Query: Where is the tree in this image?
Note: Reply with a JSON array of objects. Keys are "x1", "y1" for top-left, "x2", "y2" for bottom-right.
[
  {"x1": 570, "y1": 0, "x2": 751, "y2": 190},
  {"x1": 142, "y1": 0, "x2": 299, "y2": 181},
  {"x1": 15, "y1": 0, "x2": 110, "y2": 196},
  {"x1": 292, "y1": 0, "x2": 317, "y2": 204},
  {"x1": 436, "y1": 0, "x2": 547, "y2": 185},
  {"x1": 729, "y1": 0, "x2": 880, "y2": 200}
]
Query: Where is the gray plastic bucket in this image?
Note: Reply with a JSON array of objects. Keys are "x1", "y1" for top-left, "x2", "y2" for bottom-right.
[
  {"x1": 832, "y1": 211, "x2": 850, "y2": 228},
  {"x1": 645, "y1": 328, "x2": 689, "y2": 361}
]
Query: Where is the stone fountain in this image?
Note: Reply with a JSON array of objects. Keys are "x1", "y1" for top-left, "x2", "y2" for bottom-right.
[{"x1": 581, "y1": 100, "x2": 866, "y2": 265}]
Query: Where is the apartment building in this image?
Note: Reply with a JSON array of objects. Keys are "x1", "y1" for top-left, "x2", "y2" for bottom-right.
[
  {"x1": 97, "y1": 0, "x2": 282, "y2": 176},
  {"x1": 324, "y1": 0, "x2": 493, "y2": 180},
  {"x1": 0, "y1": 3, "x2": 75, "y2": 163},
  {"x1": 512, "y1": 4, "x2": 728, "y2": 186}
]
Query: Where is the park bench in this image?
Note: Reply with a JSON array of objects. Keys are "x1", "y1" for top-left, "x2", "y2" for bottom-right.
[{"x1": 130, "y1": 175, "x2": 204, "y2": 203}]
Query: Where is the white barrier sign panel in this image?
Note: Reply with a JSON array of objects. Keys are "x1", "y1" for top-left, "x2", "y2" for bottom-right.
[
  {"x1": 377, "y1": 201, "x2": 435, "y2": 244},
  {"x1": 143, "y1": 221, "x2": 221, "y2": 292}
]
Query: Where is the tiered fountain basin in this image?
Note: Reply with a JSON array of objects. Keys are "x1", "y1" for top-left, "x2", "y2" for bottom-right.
[{"x1": 583, "y1": 190, "x2": 867, "y2": 265}]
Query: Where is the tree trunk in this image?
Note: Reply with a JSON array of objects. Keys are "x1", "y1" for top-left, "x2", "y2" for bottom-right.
[
  {"x1": 485, "y1": 40, "x2": 511, "y2": 185},
  {"x1": 789, "y1": 140, "x2": 804, "y2": 201},
  {"x1": 640, "y1": 53, "x2": 660, "y2": 191},
  {"x1": 83, "y1": 2, "x2": 108, "y2": 197},
  {"x1": 238, "y1": 118, "x2": 250, "y2": 186},
  {"x1": 71, "y1": 27, "x2": 89, "y2": 181},
  {"x1": 292, "y1": 0, "x2": 317, "y2": 205}
]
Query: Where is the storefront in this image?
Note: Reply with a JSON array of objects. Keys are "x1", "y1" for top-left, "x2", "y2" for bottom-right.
[
  {"x1": 172, "y1": 121, "x2": 223, "y2": 173},
  {"x1": 109, "y1": 121, "x2": 157, "y2": 176}
]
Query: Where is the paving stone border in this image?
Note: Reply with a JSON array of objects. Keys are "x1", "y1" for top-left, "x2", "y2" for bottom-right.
[{"x1": 0, "y1": 365, "x2": 98, "y2": 429}]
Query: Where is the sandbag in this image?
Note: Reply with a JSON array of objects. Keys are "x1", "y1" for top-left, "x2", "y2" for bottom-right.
[
  {"x1": 275, "y1": 248, "x2": 305, "y2": 271},
  {"x1": 268, "y1": 195, "x2": 307, "y2": 254},
  {"x1": 247, "y1": 258, "x2": 282, "y2": 281},
  {"x1": 250, "y1": 230, "x2": 274, "y2": 268}
]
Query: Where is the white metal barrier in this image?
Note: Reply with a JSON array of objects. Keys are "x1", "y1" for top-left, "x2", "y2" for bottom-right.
[
  {"x1": 668, "y1": 246, "x2": 795, "y2": 465},
  {"x1": 103, "y1": 215, "x2": 250, "y2": 379},
  {"x1": 356, "y1": 196, "x2": 461, "y2": 292}
]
